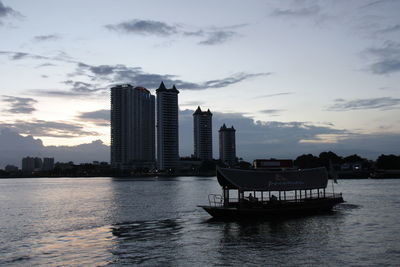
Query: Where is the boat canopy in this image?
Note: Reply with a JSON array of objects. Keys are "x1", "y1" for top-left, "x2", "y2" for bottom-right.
[{"x1": 217, "y1": 167, "x2": 328, "y2": 191}]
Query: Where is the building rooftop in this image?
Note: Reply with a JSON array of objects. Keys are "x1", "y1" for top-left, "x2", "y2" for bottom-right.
[
  {"x1": 219, "y1": 123, "x2": 235, "y2": 131},
  {"x1": 193, "y1": 106, "x2": 212, "y2": 116},
  {"x1": 156, "y1": 81, "x2": 180, "y2": 94},
  {"x1": 134, "y1": 86, "x2": 150, "y2": 94}
]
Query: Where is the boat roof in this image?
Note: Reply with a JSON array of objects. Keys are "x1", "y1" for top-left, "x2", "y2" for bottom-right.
[{"x1": 217, "y1": 167, "x2": 328, "y2": 191}]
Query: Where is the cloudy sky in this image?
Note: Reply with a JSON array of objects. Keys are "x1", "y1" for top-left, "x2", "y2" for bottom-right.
[{"x1": 1, "y1": 0, "x2": 400, "y2": 164}]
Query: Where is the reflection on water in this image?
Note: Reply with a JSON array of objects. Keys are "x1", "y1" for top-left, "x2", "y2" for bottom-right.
[
  {"x1": 0, "y1": 178, "x2": 399, "y2": 266},
  {"x1": 1, "y1": 225, "x2": 114, "y2": 266},
  {"x1": 110, "y1": 219, "x2": 185, "y2": 265}
]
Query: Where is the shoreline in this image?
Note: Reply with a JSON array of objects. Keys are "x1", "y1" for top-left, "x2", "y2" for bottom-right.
[{"x1": 2, "y1": 169, "x2": 400, "y2": 179}]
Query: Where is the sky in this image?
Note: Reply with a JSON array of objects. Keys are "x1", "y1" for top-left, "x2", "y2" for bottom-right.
[{"x1": 1, "y1": 0, "x2": 400, "y2": 166}]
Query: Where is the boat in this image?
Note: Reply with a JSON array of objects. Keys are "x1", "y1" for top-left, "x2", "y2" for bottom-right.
[{"x1": 199, "y1": 166, "x2": 344, "y2": 219}]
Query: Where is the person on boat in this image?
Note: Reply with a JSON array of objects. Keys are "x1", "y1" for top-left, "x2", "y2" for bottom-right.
[
  {"x1": 249, "y1": 193, "x2": 257, "y2": 202},
  {"x1": 248, "y1": 193, "x2": 254, "y2": 202},
  {"x1": 270, "y1": 194, "x2": 278, "y2": 202}
]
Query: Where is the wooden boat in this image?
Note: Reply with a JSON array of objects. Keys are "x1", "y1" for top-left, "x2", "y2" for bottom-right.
[{"x1": 199, "y1": 166, "x2": 344, "y2": 219}]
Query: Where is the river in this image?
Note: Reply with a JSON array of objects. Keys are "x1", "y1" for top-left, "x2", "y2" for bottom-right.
[{"x1": 0, "y1": 177, "x2": 399, "y2": 266}]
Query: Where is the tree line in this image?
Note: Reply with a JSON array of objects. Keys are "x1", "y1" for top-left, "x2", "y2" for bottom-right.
[{"x1": 294, "y1": 152, "x2": 400, "y2": 170}]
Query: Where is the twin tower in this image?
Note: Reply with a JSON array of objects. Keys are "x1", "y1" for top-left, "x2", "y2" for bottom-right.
[{"x1": 111, "y1": 82, "x2": 236, "y2": 171}]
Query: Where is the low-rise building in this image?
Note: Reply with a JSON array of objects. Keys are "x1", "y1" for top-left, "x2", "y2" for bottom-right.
[{"x1": 5, "y1": 165, "x2": 18, "y2": 173}]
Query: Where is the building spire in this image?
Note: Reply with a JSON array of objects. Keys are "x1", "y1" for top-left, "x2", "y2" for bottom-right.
[
  {"x1": 171, "y1": 84, "x2": 180, "y2": 93},
  {"x1": 156, "y1": 81, "x2": 167, "y2": 92},
  {"x1": 193, "y1": 106, "x2": 202, "y2": 115}
]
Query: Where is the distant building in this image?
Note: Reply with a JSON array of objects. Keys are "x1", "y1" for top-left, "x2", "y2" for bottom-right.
[
  {"x1": 34, "y1": 157, "x2": 43, "y2": 170},
  {"x1": 219, "y1": 124, "x2": 236, "y2": 166},
  {"x1": 22, "y1": 157, "x2": 35, "y2": 172},
  {"x1": 156, "y1": 81, "x2": 180, "y2": 171},
  {"x1": 42, "y1": 158, "x2": 55, "y2": 171},
  {"x1": 5, "y1": 165, "x2": 18, "y2": 172},
  {"x1": 193, "y1": 106, "x2": 213, "y2": 161},
  {"x1": 111, "y1": 84, "x2": 156, "y2": 169}
]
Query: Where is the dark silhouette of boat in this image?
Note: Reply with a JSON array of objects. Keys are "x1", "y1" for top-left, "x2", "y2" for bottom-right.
[{"x1": 199, "y1": 166, "x2": 344, "y2": 219}]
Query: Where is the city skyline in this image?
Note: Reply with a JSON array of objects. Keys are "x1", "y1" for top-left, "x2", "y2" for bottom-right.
[{"x1": 1, "y1": 0, "x2": 400, "y2": 165}]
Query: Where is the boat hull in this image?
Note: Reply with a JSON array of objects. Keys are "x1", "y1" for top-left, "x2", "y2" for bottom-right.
[{"x1": 199, "y1": 197, "x2": 344, "y2": 220}]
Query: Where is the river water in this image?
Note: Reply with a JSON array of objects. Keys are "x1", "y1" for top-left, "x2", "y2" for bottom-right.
[{"x1": 0, "y1": 177, "x2": 399, "y2": 266}]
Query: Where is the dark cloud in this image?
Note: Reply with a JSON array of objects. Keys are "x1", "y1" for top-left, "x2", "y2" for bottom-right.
[
  {"x1": 198, "y1": 30, "x2": 236, "y2": 45},
  {"x1": 366, "y1": 42, "x2": 400, "y2": 74},
  {"x1": 2, "y1": 96, "x2": 37, "y2": 114},
  {"x1": 0, "y1": 120, "x2": 100, "y2": 138},
  {"x1": 75, "y1": 62, "x2": 270, "y2": 91},
  {"x1": 368, "y1": 42, "x2": 400, "y2": 60},
  {"x1": 259, "y1": 109, "x2": 284, "y2": 115},
  {"x1": 0, "y1": 0, "x2": 20, "y2": 24},
  {"x1": 179, "y1": 109, "x2": 348, "y2": 160},
  {"x1": 33, "y1": 34, "x2": 60, "y2": 42},
  {"x1": 0, "y1": 50, "x2": 75, "y2": 66},
  {"x1": 105, "y1": 19, "x2": 178, "y2": 36},
  {"x1": 370, "y1": 60, "x2": 400, "y2": 74},
  {"x1": 203, "y1": 110, "x2": 400, "y2": 160},
  {"x1": 106, "y1": 19, "x2": 241, "y2": 45},
  {"x1": 38, "y1": 61, "x2": 269, "y2": 98},
  {"x1": 0, "y1": 1, "x2": 13, "y2": 16},
  {"x1": 62, "y1": 80, "x2": 104, "y2": 93},
  {"x1": 5, "y1": 49, "x2": 269, "y2": 96},
  {"x1": 0, "y1": 128, "x2": 43, "y2": 150},
  {"x1": 36, "y1": 63, "x2": 56, "y2": 68},
  {"x1": 360, "y1": 0, "x2": 397, "y2": 9},
  {"x1": 271, "y1": 5, "x2": 321, "y2": 17},
  {"x1": 183, "y1": 30, "x2": 204, "y2": 37},
  {"x1": 0, "y1": 128, "x2": 109, "y2": 168},
  {"x1": 328, "y1": 97, "x2": 400, "y2": 111},
  {"x1": 73, "y1": 108, "x2": 343, "y2": 159},
  {"x1": 77, "y1": 109, "x2": 110, "y2": 126},
  {"x1": 375, "y1": 24, "x2": 400, "y2": 35},
  {"x1": 1, "y1": 109, "x2": 399, "y2": 167},
  {"x1": 0, "y1": 50, "x2": 55, "y2": 61},
  {"x1": 200, "y1": 72, "x2": 269, "y2": 89},
  {"x1": 31, "y1": 80, "x2": 106, "y2": 98}
]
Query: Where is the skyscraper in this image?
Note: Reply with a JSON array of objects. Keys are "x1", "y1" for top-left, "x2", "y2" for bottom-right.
[
  {"x1": 219, "y1": 124, "x2": 236, "y2": 166},
  {"x1": 193, "y1": 106, "x2": 213, "y2": 161},
  {"x1": 156, "y1": 81, "x2": 179, "y2": 171},
  {"x1": 111, "y1": 84, "x2": 155, "y2": 169}
]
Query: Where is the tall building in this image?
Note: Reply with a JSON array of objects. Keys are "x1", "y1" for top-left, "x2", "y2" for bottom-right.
[
  {"x1": 219, "y1": 124, "x2": 237, "y2": 166},
  {"x1": 193, "y1": 106, "x2": 213, "y2": 161},
  {"x1": 156, "y1": 81, "x2": 179, "y2": 171},
  {"x1": 22, "y1": 156, "x2": 35, "y2": 172},
  {"x1": 42, "y1": 158, "x2": 55, "y2": 171},
  {"x1": 111, "y1": 84, "x2": 155, "y2": 169},
  {"x1": 34, "y1": 157, "x2": 43, "y2": 170}
]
